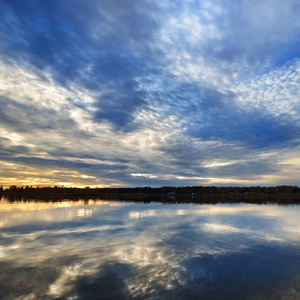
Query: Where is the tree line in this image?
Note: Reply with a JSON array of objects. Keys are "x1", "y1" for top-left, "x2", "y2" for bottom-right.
[
  {"x1": 1, "y1": 185, "x2": 299, "y2": 196},
  {"x1": 1, "y1": 185, "x2": 299, "y2": 204}
]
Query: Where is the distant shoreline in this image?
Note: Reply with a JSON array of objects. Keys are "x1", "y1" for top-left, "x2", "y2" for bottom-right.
[{"x1": 1, "y1": 185, "x2": 300, "y2": 204}]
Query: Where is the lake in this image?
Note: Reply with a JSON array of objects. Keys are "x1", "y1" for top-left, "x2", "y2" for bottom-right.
[{"x1": 0, "y1": 198, "x2": 300, "y2": 299}]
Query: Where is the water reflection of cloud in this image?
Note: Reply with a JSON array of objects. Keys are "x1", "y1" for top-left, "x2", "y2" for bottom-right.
[
  {"x1": 128, "y1": 209, "x2": 156, "y2": 219},
  {"x1": 0, "y1": 202, "x2": 300, "y2": 299},
  {"x1": 0, "y1": 199, "x2": 128, "y2": 228},
  {"x1": 201, "y1": 222, "x2": 285, "y2": 244},
  {"x1": 0, "y1": 198, "x2": 126, "y2": 212},
  {"x1": 77, "y1": 208, "x2": 93, "y2": 218}
]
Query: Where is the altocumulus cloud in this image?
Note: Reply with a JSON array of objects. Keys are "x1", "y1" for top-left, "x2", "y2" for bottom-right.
[{"x1": 0, "y1": 0, "x2": 299, "y2": 187}]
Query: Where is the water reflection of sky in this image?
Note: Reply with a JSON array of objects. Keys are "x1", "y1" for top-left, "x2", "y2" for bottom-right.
[{"x1": 0, "y1": 199, "x2": 300, "y2": 299}]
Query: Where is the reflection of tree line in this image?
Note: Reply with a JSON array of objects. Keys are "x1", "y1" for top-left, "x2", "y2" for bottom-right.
[{"x1": 0, "y1": 185, "x2": 299, "y2": 204}]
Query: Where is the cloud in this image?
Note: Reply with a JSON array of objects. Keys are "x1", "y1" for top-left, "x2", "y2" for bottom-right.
[
  {"x1": 0, "y1": 0, "x2": 162, "y2": 130},
  {"x1": 0, "y1": 0, "x2": 299, "y2": 186}
]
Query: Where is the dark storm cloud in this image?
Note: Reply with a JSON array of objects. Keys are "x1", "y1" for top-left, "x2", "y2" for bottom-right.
[
  {"x1": 0, "y1": 96, "x2": 93, "y2": 141},
  {"x1": 0, "y1": 138, "x2": 33, "y2": 158},
  {"x1": 94, "y1": 79, "x2": 148, "y2": 130},
  {"x1": 186, "y1": 107, "x2": 300, "y2": 148},
  {"x1": 209, "y1": 160, "x2": 280, "y2": 179},
  {"x1": 156, "y1": 141, "x2": 280, "y2": 181},
  {"x1": 0, "y1": 0, "x2": 162, "y2": 129}
]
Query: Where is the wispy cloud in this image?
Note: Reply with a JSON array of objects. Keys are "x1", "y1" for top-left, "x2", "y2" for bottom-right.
[{"x1": 0, "y1": 0, "x2": 299, "y2": 186}]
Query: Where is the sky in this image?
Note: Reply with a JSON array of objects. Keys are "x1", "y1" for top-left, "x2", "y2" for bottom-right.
[{"x1": 0, "y1": 0, "x2": 299, "y2": 188}]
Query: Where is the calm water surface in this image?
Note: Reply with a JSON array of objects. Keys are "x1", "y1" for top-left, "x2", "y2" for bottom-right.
[{"x1": 0, "y1": 198, "x2": 300, "y2": 299}]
